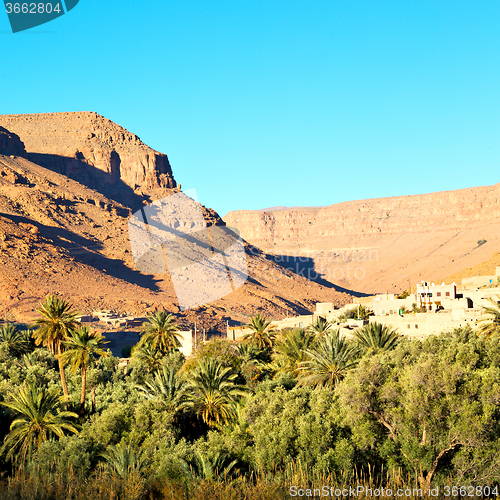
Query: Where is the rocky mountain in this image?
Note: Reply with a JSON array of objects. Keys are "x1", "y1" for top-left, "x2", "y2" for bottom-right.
[
  {"x1": 0, "y1": 115, "x2": 352, "y2": 328},
  {"x1": 0, "y1": 112, "x2": 176, "y2": 206},
  {"x1": 224, "y1": 184, "x2": 500, "y2": 294}
]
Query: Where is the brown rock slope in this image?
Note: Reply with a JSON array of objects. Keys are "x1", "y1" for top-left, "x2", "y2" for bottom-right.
[
  {"x1": 0, "y1": 119, "x2": 352, "y2": 329},
  {"x1": 0, "y1": 127, "x2": 26, "y2": 157},
  {"x1": 224, "y1": 185, "x2": 500, "y2": 294},
  {"x1": 0, "y1": 112, "x2": 175, "y2": 206}
]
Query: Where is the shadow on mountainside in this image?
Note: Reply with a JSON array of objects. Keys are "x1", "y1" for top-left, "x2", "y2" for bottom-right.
[
  {"x1": 272, "y1": 295, "x2": 315, "y2": 316},
  {"x1": 265, "y1": 254, "x2": 370, "y2": 298},
  {"x1": 6, "y1": 213, "x2": 161, "y2": 292},
  {"x1": 26, "y1": 153, "x2": 148, "y2": 211}
]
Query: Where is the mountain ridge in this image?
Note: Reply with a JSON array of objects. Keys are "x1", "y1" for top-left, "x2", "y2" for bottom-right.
[
  {"x1": 0, "y1": 112, "x2": 176, "y2": 206},
  {"x1": 224, "y1": 182, "x2": 500, "y2": 294}
]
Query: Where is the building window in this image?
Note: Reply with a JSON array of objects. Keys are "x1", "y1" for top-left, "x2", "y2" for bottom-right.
[
  {"x1": 446, "y1": 292, "x2": 450, "y2": 296},
  {"x1": 407, "y1": 324, "x2": 410, "y2": 329},
  {"x1": 415, "y1": 324, "x2": 419, "y2": 329},
  {"x1": 437, "y1": 292, "x2": 441, "y2": 297}
]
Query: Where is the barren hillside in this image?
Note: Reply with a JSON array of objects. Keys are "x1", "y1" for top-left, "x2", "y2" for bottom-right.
[
  {"x1": 0, "y1": 112, "x2": 175, "y2": 207},
  {"x1": 0, "y1": 117, "x2": 352, "y2": 329},
  {"x1": 443, "y1": 252, "x2": 500, "y2": 286},
  {"x1": 224, "y1": 185, "x2": 500, "y2": 294}
]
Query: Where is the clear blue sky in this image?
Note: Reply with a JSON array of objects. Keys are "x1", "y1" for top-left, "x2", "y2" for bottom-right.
[{"x1": 1, "y1": 1, "x2": 499, "y2": 216}]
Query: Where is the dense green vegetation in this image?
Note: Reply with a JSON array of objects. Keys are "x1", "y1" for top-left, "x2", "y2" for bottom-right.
[{"x1": 0, "y1": 295, "x2": 500, "y2": 499}]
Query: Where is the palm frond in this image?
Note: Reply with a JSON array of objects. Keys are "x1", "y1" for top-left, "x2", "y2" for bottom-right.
[
  {"x1": 298, "y1": 330, "x2": 359, "y2": 389},
  {"x1": 353, "y1": 322, "x2": 401, "y2": 354}
]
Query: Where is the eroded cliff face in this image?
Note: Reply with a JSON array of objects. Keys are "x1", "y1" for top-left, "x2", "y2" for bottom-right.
[
  {"x1": 0, "y1": 113, "x2": 176, "y2": 202},
  {"x1": 224, "y1": 184, "x2": 500, "y2": 294}
]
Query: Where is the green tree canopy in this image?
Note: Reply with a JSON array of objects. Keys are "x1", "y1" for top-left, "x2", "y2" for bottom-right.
[
  {"x1": 243, "y1": 385, "x2": 354, "y2": 474},
  {"x1": 336, "y1": 329, "x2": 500, "y2": 488},
  {"x1": 1, "y1": 383, "x2": 79, "y2": 466}
]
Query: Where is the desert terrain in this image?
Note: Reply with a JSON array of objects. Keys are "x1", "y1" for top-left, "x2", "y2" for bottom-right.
[
  {"x1": 2, "y1": 112, "x2": 497, "y2": 332},
  {"x1": 0, "y1": 114, "x2": 353, "y2": 331}
]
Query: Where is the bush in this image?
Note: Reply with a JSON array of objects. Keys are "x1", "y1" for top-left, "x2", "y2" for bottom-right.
[
  {"x1": 183, "y1": 338, "x2": 240, "y2": 373},
  {"x1": 243, "y1": 385, "x2": 354, "y2": 475},
  {"x1": 30, "y1": 435, "x2": 96, "y2": 478}
]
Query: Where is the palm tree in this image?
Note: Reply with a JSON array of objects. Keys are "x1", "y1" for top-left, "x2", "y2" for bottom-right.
[
  {"x1": 137, "y1": 311, "x2": 181, "y2": 355},
  {"x1": 478, "y1": 298, "x2": 500, "y2": 340},
  {"x1": 180, "y1": 450, "x2": 237, "y2": 481},
  {"x1": 101, "y1": 442, "x2": 151, "y2": 479},
  {"x1": 0, "y1": 323, "x2": 30, "y2": 356},
  {"x1": 236, "y1": 343, "x2": 266, "y2": 366},
  {"x1": 229, "y1": 398, "x2": 251, "y2": 436},
  {"x1": 137, "y1": 365, "x2": 189, "y2": 414},
  {"x1": 338, "y1": 304, "x2": 373, "y2": 322},
  {"x1": 298, "y1": 331, "x2": 359, "y2": 389},
  {"x1": 1, "y1": 383, "x2": 79, "y2": 466},
  {"x1": 185, "y1": 358, "x2": 248, "y2": 429},
  {"x1": 236, "y1": 343, "x2": 268, "y2": 383},
  {"x1": 242, "y1": 314, "x2": 276, "y2": 349},
  {"x1": 17, "y1": 353, "x2": 37, "y2": 369},
  {"x1": 357, "y1": 304, "x2": 373, "y2": 320},
  {"x1": 131, "y1": 344, "x2": 164, "y2": 372},
  {"x1": 353, "y1": 322, "x2": 401, "y2": 354},
  {"x1": 32, "y1": 295, "x2": 78, "y2": 400},
  {"x1": 272, "y1": 328, "x2": 316, "y2": 377},
  {"x1": 59, "y1": 327, "x2": 109, "y2": 414},
  {"x1": 309, "y1": 316, "x2": 333, "y2": 334}
]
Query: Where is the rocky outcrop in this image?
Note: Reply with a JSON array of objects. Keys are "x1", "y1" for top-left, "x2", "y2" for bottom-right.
[
  {"x1": 0, "y1": 113, "x2": 176, "y2": 201},
  {"x1": 0, "y1": 126, "x2": 26, "y2": 157},
  {"x1": 224, "y1": 183, "x2": 500, "y2": 293}
]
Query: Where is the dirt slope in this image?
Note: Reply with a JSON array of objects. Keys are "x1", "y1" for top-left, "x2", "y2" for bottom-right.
[{"x1": 442, "y1": 252, "x2": 500, "y2": 285}]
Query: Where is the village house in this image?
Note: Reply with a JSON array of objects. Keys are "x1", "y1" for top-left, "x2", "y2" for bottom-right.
[{"x1": 227, "y1": 278, "x2": 500, "y2": 340}]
